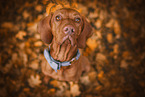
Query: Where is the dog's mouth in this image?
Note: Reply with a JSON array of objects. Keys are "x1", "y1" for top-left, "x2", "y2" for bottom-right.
[{"x1": 60, "y1": 35, "x2": 74, "y2": 46}]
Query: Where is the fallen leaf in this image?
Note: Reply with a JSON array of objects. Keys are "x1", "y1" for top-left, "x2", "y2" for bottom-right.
[
  {"x1": 88, "y1": 71, "x2": 97, "y2": 82},
  {"x1": 23, "y1": 10, "x2": 30, "y2": 19},
  {"x1": 95, "y1": 30, "x2": 102, "y2": 39},
  {"x1": 50, "y1": 80, "x2": 59, "y2": 88},
  {"x1": 47, "y1": 88, "x2": 56, "y2": 95},
  {"x1": 34, "y1": 41, "x2": 43, "y2": 47},
  {"x1": 107, "y1": 33, "x2": 113, "y2": 43},
  {"x1": 113, "y1": 44, "x2": 119, "y2": 54},
  {"x1": 16, "y1": 31, "x2": 27, "y2": 40},
  {"x1": 27, "y1": 22, "x2": 37, "y2": 33},
  {"x1": 114, "y1": 20, "x2": 121, "y2": 35},
  {"x1": 86, "y1": 38, "x2": 97, "y2": 51},
  {"x1": 105, "y1": 18, "x2": 114, "y2": 28},
  {"x1": 98, "y1": 71, "x2": 104, "y2": 79},
  {"x1": 34, "y1": 34, "x2": 40, "y2": 39},
  {"x1": 88, "y1": 12, "x2": 99, "y2": 19},
  {"x1": 12, "y1": 53, "x2": 18, "y2": 61},
  {"x1": 96, "y1": 53, "x2": 106, "y2": 62},
  {"x1": 23, "y1": 88, "x2": 30, "y2": 92},
  {"x1": 95, "y1": 19, "x2": 102, "y2": 28},
  {"x1": 1, "y1": 22, "x2": 14, "y2": 29},
  {"x1": 29, "y1": 60, "x2": 39, "y2": 70},
  {"x1": 80, "y1": 75, "x2": 90, "y2": 85},
  {"x1": 28, "y1": 75, "x2": 42, "y2": 88},
  {"x1": 120, "y1": 60, "x2": 128, "y2": 69},
  {"x1": 3, "y1": 63, "x2": 12, "y2": 74},
  {"x1": 70, "y1": 82, "x2": 81, "y2": 97},
  {"x1": 35, "y1": 5, "x2": 42, "y2": 12}
]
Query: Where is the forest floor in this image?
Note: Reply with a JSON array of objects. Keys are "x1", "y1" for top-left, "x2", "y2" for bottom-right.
[{"x1": 0, "y1": 0, "x2": 145, "y2": 97}]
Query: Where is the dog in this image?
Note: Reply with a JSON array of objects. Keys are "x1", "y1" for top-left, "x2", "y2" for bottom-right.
[{"x1": 38, "y1": 8, "x2": 92, "y2": 81}]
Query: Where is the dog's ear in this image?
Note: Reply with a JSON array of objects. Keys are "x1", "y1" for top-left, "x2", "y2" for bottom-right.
[
  {"x1": 37, "y1": 13, "x2": 53, "y2": 44},
  {"x1": 77, "y1": 17, "x2": 93, "y2": 48}
]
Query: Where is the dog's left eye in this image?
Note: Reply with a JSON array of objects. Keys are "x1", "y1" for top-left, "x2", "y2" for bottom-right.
[
  {"x1": 74, "y1": 18, "x2": 81, "y2": 23},
  {"x1": 56, "y1": 15, "x2": 61, "y2": 21}
]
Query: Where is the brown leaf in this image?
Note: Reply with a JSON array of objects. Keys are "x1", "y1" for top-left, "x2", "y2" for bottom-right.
[
  {"x1": 80, "y1": 75, "x2": 90, "y2": 85},
  {"x1": 50, "y1": 80, "x2": 59, "y2": 88},
  {"x1": 95, "y1": 19, "x2": 102, "y2": 28},
  {"x1": 88, "y1": 71, "x2": 97, "y2": 82},
  {"x1": 96, "y1": 53, "x2": 106, "y2": 62},
  {"x1": 114, "y1": 20, "x2": 121, "y2": 35},
  {"x1": 105, "y1": 19, "x2": 114, "y2": 28},
  {"x1": 113, "y1": 44, "x2": 119, "y2": 54},
  {"x1": 86, "y1": 38, "x2": 97, "y2": 51},
  {"x1": 34, "y1": 41, "x2": 43, "y2": 47},
  {"x1": 35, "y1": 5, "x2": 42, "y2": 12},
  {"x1": 16, "y1": 31, "x2": 27, "y2": 40},
  {"x1": 28, "y1": 75, "x2": 42, "y2": 88},
  {"x1": 23, "y1": 10, "x2": 30, "y2": 19},
  {"x1": 107, "y1": 33, "x2": 113, "y2": 43},
  {"x1": 120, "y1": 60, "x2": 128, "y2": 69},
  {"x1": 1, "y1": 22, "x2": 14, "y2": 29},
  {"x1": 70, "y1": 82, "x2": 81, "y2": 97},
  {"x1": 29, "y1": 60, "x2": 39, "y2": 70}
]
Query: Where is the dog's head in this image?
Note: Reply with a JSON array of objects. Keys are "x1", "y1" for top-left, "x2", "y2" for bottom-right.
[{"x1": 38, "y1": 8, "x2": 92, "y2": 48}]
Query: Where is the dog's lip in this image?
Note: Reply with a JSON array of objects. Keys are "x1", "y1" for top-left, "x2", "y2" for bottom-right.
[{"x1": 59, "y1": 35, "x2": 74, "y2": 46}]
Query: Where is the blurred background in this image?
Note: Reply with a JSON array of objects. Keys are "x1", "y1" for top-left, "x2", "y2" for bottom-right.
[{"x1": 0, "y1": 0, "x2": 145, "y2": 97}]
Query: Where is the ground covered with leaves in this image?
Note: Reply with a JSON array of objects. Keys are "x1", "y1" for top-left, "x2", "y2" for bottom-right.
[{"x1": 0, "y1": 0, "x2": 145, "y2": 97}]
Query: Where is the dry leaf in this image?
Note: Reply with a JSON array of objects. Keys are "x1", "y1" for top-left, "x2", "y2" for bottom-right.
[
  {"x1": 80, "y1": 75, "x2": 90, "y2": 85},
  {"x1": 27, "y1": 22, "x2": 37, "y2": 33},
  {"x1": 95, "y1": 19, "x2": 102, "y2": 28},
  {"x1": 16, "y1": 31, "x2": 27, "y2": 40},
  {"x1": 1, "y1": 22, "x2": 14, "y2": 29},
  {"x1": 12, "y1": 53, "x2": 18, "y2": 61},
  {"x1": 120, "y1": 60, "x2": 128, "y2": 69},
  {"x1": 105, "y1": 19, "x2": 114, "y2": 28},
  {"x1": 29, "y1": 60, "x2": 39, "y2": 70},
  {"x1": 98, "y1": 71, "x2": 104, "y2": 79},
  {"x1": 35, "y1": 5, "x2": 42, "y2": 12},
  {"x1": 50, "y1": 80, "x2": 59, "y2": 88},
  {"x1": 113, "y1": 44, "x2": 119, "y2": 54},
  {"x1": 95, "y1": 30, "x2": 102, "y2": 39},
  {"x1": 88, "y1": 12, "x2": 99, "y2": 19},
  {"x1": 107, "y1": 33, "x2": 113, "y2": 43},
  {"x1": 88, "y1": 71, "x2": 97, "y2": 82},
  {"x1": 47, "y1": 88, "x2": 56, "y2": 95},
  {"x1": 114, "y1": 20, "x2": 121, "y2": 35},
  {"x1": 70, "y1": 82, "x2": 81, "y2": 97},
  {"x1": 23, "y1": 10, "x2": 30, "y2": 19},
  {"x1": 34, "y1": 41, "x2": 43, "y2": 47},
  {"x1": 34, "y1": 34, "x2": 40, "y2": 39},
  {"x1": 96, "y1": 53, "x2": 106, "y2": 62},
  {"x1": 28, "y1": 75, "x2": 42, "y2": 88},
  {"x1": 86, "y1": 38, "x2": 97, "y2": 51},
  {"x1": 3, "y1": 63, "x2": 12, "y2": 74},
  {"x1": 19, "y1": 43, "x2": 25, "y2": 50}
]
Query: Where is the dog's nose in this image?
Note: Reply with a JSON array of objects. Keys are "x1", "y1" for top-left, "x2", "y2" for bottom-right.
[{"x1": 63, "y1": 25, "x2": 75, "y2": 35}]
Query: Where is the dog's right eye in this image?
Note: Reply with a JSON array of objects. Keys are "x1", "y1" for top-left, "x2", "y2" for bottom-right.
[{"x1": 56, "y1": 15, "x2": 61, "y2": 21}]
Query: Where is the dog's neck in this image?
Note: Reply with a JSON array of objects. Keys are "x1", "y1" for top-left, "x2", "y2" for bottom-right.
[{"x1": 50, "y1": 39, "x2": 78, "y2": 62}]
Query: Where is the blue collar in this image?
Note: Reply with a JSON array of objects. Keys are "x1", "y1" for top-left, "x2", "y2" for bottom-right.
[{"x1": 44, "y1": 47, "x2": 80, "y2": 72}]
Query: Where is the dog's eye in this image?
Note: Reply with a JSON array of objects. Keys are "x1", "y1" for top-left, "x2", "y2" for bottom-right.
[
  {"x1": 75, "y1": 18, "x2": 81, "y2": 23},
  {"x1": 56, "y1": 15, "x2": 61, "y2": 21}
]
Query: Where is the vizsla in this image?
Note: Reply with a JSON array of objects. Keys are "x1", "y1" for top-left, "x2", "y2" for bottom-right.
[{"x1": 38, "y1": 8, "x2": 92, "y2": 81}]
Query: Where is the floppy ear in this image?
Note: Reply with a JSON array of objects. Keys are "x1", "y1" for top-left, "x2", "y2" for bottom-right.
[
  {"x1": 77, "y1": 17, "x2": 93, "y2": 48},
  {"x1": 37, "y1": 13, "x2": 53, "y2": 44}
]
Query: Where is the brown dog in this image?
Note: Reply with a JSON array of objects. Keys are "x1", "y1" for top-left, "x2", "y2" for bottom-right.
[{"x1": 38, "y1": 8, "x2": 92, "y2": 81}]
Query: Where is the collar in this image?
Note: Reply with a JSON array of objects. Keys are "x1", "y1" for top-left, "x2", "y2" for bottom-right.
[{"x1": 44, "y1": 47, "x2": 80, "y2": 72}]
